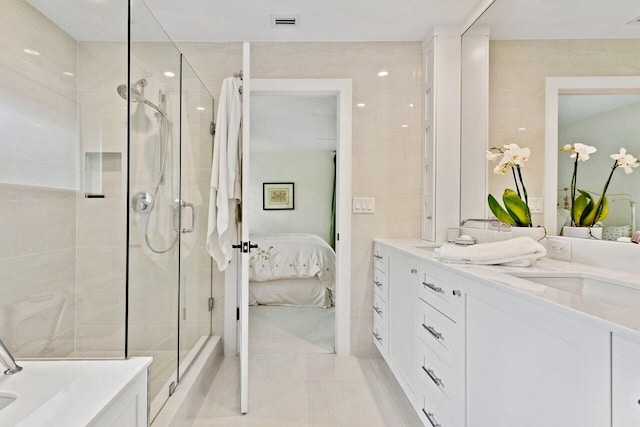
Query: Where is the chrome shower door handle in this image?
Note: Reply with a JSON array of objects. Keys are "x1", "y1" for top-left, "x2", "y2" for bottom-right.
[
  {"x1": 173, "y1": 199, "x2": 197, "y2": 234},
  {"x1": 181, "y1": 201, "x2": 196, "y2": 234}
]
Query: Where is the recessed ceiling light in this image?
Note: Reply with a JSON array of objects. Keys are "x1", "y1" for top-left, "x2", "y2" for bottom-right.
[
  {"x1": 517, "y1": 127, "x2": 527, "y2": 131},
  {"x1": 401, "y1": 124, "x2": 408, "y2": 128},
  {"x1": 23, "y1": 48, "x2": 40, "y2": 56},
  {"x1": 164, "y1": 71, "x2": 175, "y2": 77},
  {"x1": 63, "y1": 71, "x2": 74, "y2": 77},
  {"x1": 357, "y1": 103, "x2": 366, "y2": 108},
  {"x1": 196, "y1": 107, "x2": 206, "y2": 111},
  {"x1": 409, "y1": 103, "x2": 414, "y2": 108},
  {"x1": 377, "y1": 71, "x2": 388, "y2": 77}
]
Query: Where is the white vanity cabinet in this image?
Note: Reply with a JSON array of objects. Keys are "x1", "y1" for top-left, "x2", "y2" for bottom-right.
[
  {"x1": 415, "y1": 262, "x2": 466, "y2": 427},
  {"x1": 613, "y1": 335, "x2": 640, "y2": 426},
  {"x1": 467, "y1": 293, "x2": 610, "y2": 427},
  {"x1": 373, "y1": 240, "x2": 622, "y2": 427},
  {"x1": 387, "y1": 248, "x2": 420, "y2": 395},
  {"x1": 372, "y1": 243, "x2": 389, "y2": 356}
]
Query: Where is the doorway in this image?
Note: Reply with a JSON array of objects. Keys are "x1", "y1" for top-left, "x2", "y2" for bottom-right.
[{"x1": 226, "y1": 79, "x2": 352, "y2": 358}]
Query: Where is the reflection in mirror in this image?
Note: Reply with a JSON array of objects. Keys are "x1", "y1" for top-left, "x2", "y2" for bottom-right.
[
  {"x1": 557, "y1": 93, "x2": 640, "y2": 239},
  {"x1": 460, "y1": 0, "x2": 640, "y2": 242}
]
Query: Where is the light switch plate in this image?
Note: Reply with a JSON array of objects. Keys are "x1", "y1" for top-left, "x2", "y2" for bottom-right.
[{"x1": 353, "y1": 197, "x2": 375, "y2": 214}]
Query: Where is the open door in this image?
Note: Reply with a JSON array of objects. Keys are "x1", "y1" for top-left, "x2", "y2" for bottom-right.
[{"x1": 239, "y1": 41, "x2": 251, "y2": 414}]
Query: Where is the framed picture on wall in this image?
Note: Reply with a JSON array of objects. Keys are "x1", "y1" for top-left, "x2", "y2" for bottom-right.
[{"x1": 263, "y1": 182, "x2": 294, "y2": 210}]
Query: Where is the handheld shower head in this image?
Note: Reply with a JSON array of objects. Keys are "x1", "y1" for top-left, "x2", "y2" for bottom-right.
[{"x1": 116, "y1": 78, "x2": 166, "y2": 117}]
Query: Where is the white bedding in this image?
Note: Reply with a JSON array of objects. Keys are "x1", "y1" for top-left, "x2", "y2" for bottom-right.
[
  {"x1": 249, "y1": 233, "x2": 335, "y2": 291},
  {"x1": 249, "y1": 278, "x2": 331, "y2": 308}
]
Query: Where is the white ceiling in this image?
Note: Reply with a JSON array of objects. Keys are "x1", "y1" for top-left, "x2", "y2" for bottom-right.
[
  {"x1": 559, "y1": 94, "x2": 640, "y2": 126},
  {"x1": 27, "y1": 0, "x2": 481, "y2": 42},
  {"x1": 469, "y1": 0, "x2": 640, "y2": 40},
  {"x1": 250, "y1": 96, "x2": 337, "y2": 152}
]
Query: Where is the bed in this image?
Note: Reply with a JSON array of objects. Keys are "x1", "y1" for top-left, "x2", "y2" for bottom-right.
[{"x1": 248, "y1": 233, "x2": 335, "y2": 308}]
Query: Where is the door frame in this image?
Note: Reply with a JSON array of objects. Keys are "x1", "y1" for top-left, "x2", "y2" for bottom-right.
[{"x1": 224, "y1": 78, "x2": 352, "y2": 356}]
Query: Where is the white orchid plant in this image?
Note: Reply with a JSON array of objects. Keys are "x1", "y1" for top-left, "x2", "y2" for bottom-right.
[
  {"x1": 561, "y1": 143, "x2": 640, "y2": 227},
  {"x1": 486, "y1": 143, "x2": 533, "y2": 227}
]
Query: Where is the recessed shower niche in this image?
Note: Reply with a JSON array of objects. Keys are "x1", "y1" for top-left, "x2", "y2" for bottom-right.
[{"x1": 84, "y1": 152, "x2": 122, "y2": 198}]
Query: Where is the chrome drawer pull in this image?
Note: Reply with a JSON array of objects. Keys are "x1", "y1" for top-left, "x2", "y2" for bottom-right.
[
  {"x1": 372, "y1": 332, "x2": 382, "y2": 343},
  {"x1": 374, "y1": 254, "x2": 383, "y2": 260},
  {"x1": 422, "y1": 366, "x2": 444, "y2": 388},
  {"x1": 373, "y1": 281, "x2": 383, "y2": 288},
  {"x1": 373, "y1": 306, "x2": 383, "y2": 316},
  {"x1": 422, "y1": 409, "x2": 441, "y2": 427},
  {"x1": 423, "y1": 281, "x2": 444, "y2": 294},
  {"x1": 422, "y1": 324, "x2": 443, "y2": 340}
]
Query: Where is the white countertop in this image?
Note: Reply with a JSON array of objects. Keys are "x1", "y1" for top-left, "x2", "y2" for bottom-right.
[
  {"x1": 0, "y1": 357, "x2": 151, "y2": 427},
  {"x1": 375, "y1": 238, "x2": 640, "y2": 341}
]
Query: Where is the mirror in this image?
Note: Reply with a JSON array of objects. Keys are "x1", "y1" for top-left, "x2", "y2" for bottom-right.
[{"x1": 461, "y1": 0, "x2": 640, "y2": 242}]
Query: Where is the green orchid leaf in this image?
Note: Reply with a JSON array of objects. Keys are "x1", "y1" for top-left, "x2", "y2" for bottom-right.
[
  {"x1": 597, "y1": 196, "x2": 609, "y2": 222},
  {"x1": 488, "y1": 194, "x2": 516, "y2": 225},
  {"x1": 582, "y1": 195, "x2": 609, "y2": 226},
  {"x1": 573, "y1": 193, "x2": 591, "y2": 225},
  {"x1": 577, "y1": 189, "x2": 593, "y2": 202},
  {"x1": 503, "y1": 189, "x2": 530, "y2": 226}
]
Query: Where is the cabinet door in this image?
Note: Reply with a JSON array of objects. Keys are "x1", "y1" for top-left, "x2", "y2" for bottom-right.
[
  {"x1": 388, "y1": 250, "x2": 419, "y2": 394},
  {"x1": 613, "y1": 335, "x2": 640, "y2": 426},
  {"x1": 467, "y1": 295, "x2": 610, "y2": 427}
]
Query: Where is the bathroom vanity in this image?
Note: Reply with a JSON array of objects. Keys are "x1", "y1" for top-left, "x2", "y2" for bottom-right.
[
  {"x1": 0, "y1": 358, "x2": 151, "y2": 426},
  {"x1": 373, "y1": 239, "x2": 640, "y2": 427}
]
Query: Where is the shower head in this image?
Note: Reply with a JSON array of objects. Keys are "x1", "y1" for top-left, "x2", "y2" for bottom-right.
[{"x1": 116, "y1": 79, "x2": 166, "y2": 117}]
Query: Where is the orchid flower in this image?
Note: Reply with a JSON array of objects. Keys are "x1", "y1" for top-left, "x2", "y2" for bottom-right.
[
  {"x1": 610, "y1": 147, "x2": 639, "y2": 174},
  {"x1": 486, "y1": 143, "x2": 532, "y2": 227},
  {"x1": 570, "y1": 143, "x2": 597, "y2": 161}
]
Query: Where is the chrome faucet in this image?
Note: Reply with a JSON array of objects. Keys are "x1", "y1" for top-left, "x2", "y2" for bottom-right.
[
  {"x1": 460, "y1": 218, "x2": 510, "y2": 231},
  {"x1": 0, "y1": 339, "x2": 22, "y2": 375}
]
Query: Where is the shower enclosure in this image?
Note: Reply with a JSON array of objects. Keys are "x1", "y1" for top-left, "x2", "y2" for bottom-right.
[{"x1": 0, "y1": 0, "x2": 216, "y2": 420}]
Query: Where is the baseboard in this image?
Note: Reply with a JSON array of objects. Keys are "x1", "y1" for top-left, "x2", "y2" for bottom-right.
[{"x1": 151, "y1": 336, "x2": 223, "y2": 427}]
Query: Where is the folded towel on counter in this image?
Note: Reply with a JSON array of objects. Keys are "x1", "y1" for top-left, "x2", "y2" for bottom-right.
[{"x1": 434, "y1": 237, "x2": 546, "y2": 267}]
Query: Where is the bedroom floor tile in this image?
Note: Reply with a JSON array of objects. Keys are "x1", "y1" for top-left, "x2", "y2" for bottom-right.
[{"x1": 190, "y1": 354, "x2": 422, "y2": 427}]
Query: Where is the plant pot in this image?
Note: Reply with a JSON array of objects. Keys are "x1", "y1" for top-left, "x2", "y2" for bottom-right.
[
  {"x1": 562, "y1": 226, "x2": 603, "y2": 240},
  {"x1": 510, "y1": 226, "x2": 547, "y2": 242}
]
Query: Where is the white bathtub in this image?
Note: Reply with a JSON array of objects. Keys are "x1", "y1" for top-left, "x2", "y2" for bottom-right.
[{"x1": 0, "y1": 358, "x2": 151, "y2": 426}]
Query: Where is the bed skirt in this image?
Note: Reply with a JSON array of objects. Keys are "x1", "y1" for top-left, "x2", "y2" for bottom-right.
[{"x1": 249, "y1": 277, "x2": 333, "y2": 308}]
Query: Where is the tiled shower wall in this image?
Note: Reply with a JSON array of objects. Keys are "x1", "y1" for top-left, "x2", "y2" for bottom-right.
[{"x1": 0, "y1": 0, "x2": 79, "y2": 357}]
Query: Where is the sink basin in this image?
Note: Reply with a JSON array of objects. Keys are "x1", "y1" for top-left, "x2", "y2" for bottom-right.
[
  {"x1": 508, "y1": 273, "x2": 640, "y2": 308},
  {"x1": 0, "y1": 393, "x2": 17, "y2": 411}
]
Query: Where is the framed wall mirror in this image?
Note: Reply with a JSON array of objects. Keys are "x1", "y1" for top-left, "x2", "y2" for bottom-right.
[{"x1": 460, "y1": 0, "x2": 640, "y2": 243}]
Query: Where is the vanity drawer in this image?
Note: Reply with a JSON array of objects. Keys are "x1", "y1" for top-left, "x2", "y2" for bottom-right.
[
  {"x1": 373, "y1": 268, "x2": 388, "y2": 301},
  {"x1": 416, "y1": 299, "x2": 462, "y2": 370},
  {"x1": 416, "y1": 337, "x2": 458, "y2": 402},
  {"x1": 416, "y1": 390, "x2": 455, "y2": 427},
  {"x1": 372, "y1": 318, "x2": 387, "y2": 356},
  {"x1": 419, "y1": 269, "x2": 464, "y2": 322},
  {"x1": 373, "y1": 292, "x2": 387, "y2": 325},
  {"x1": 373, "y1": 243, "x2": 387, "y2": 273}
]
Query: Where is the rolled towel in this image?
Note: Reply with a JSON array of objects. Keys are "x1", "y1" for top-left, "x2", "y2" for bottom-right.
[{"x1": 434, "y1": 237, "x2": 546, "y2": 267}]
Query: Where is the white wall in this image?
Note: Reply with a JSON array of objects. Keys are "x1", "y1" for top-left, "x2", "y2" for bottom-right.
[{"x1": 249, "y1": 151, "x2": 335, "y2": 244}]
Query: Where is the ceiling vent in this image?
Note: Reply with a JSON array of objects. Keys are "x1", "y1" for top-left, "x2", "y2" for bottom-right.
[{"x1": 271, "y1": 15, "x2": 300, "y2": 28}]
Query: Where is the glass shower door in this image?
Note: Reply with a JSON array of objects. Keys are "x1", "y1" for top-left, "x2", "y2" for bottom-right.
[
  {"x1": 128, "y1": 0, "x2": 181, "y2": 418},
  {"x1": 178, "y1": 56, "x2": 214, "y2": 378}
]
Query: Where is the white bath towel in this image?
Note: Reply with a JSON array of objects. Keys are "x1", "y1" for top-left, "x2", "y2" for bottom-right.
[
  {"x1": 207, "y1": 77, "x2": 242, "y2": 271},
  {"x1": 434, "y1": 237, "x2": 546, "y2": 267}
]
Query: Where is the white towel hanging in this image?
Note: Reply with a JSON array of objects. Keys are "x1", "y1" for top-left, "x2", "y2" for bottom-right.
[{"x1": 207, "y1": 77, "x2": 242, "y2": 271}]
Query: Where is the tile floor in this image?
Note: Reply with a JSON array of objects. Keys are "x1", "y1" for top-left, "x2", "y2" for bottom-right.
[
  {"x1": 190, "y1": 353, "x2": 422, "y2": 426},
  {"x1": 249, "y1": 306, "x2": 335, "y2": 354}
]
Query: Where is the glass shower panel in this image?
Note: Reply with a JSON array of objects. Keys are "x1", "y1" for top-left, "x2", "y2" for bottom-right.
[
  {"x1": 0, "y1": 0, "x2": 127, "y2": 359},
  {"x1": 178, "y1": 57, "x2": 214, "y2": 379},
  {"x1": 128, "y1": 0, "x2": 181, "y2": 415}
]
